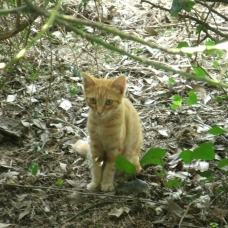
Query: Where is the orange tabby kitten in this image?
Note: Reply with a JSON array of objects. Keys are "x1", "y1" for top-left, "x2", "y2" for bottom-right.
[{"x1": 75, "y1": 73, "x2": 143, "y2": 192}]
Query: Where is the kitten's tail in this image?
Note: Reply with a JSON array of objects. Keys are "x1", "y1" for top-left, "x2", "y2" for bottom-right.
[{"x1": 71, "y1": 139, "x2": 90, "y2": 155}]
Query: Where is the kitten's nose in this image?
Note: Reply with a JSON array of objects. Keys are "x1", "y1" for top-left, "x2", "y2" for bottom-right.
[{"x1": 97, "y1": 111, "x2": 102, "y2": 116}]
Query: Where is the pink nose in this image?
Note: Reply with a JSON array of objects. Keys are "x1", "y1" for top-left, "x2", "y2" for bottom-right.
[{"x1": 97, "y1": 111, "x2": 102, "y2": 116}]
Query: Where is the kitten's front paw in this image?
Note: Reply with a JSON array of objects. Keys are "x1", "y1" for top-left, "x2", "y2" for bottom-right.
[
  {"x1": 87, "y1": 182, "x2": 98, "y2": 191},
  {"x1": 101, "y1": 183, "x2": 115, "y2": 192}
]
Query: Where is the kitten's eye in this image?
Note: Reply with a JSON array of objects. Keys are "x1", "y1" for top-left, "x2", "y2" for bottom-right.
[
  {"x1": 105, "y1": 99, "x2": 113, "y2": 106},
  {"x1": 89, "y1": 98, "x2": 97, "y2": 104}
]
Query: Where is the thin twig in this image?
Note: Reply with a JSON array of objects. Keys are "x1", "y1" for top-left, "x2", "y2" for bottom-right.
[
  {"x1": 66, "y1": 201, "x2": 112, "y2": 222},
  {"x1": 178, "y1": 202, "x2": 193, "y2": 228},
  {"x1": 1, "y1": 183, "x2": 154, "y2": 203},
  {"x1": 41, "y1": 117, "x2": 87, "y2": 137}
]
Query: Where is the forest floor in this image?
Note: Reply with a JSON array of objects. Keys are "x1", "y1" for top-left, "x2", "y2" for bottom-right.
[{"x1": 1, "y1": 0, "x2": 228, "y2": 227}]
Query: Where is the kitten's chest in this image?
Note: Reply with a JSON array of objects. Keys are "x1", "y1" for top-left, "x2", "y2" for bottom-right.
[
  {"x1": 87, "y1": 117, "x2": 123, "y2": 139},
  {"x1": 92, "y1": 124, "x2": 107, "y2": 136},
  {"x1": 88, "y1": 120, "x2": 113, "y2": 136}
]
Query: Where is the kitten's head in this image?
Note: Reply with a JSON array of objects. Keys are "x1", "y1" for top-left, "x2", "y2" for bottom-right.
[{"x1": 82, "y1": 73, "x2": 126, "y2": 118}]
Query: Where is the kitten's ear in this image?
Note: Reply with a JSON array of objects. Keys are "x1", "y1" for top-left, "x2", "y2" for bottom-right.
[
  {"x1": 82, "y1": 72, "x2": 95, "y2": 89},
  {"x1": 112, "y1": 75, "x2": 126, "y2": 94}
]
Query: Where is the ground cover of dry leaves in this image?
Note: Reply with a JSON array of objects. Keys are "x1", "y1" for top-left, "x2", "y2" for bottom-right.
[{"x1": 1, "y1": 0, "x2": 228, "y2": 227}]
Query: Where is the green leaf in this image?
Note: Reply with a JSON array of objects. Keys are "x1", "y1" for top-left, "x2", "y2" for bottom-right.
[
  {"x1": 217, "y1": 50, "x2": 223, "y2": 58},
  {"x1": 208, "y1": 126, "x2": 227, "y2": 135},
  {"x1": 115, "y1": 156, "x2": 136, "y2": 175},
  {"x1": 27, "y1": 163, "x2": 39, "y2": 176},
  {"x1": 140, "y1": 148, "x2": 166, "y2": 166},
  {"x1": 177, "y1": 41, "x2": 189, "y2": 48},
  {"x1": 176, "y1": 41, "x2": 192, "y2": 57},
  {"x1": 216, "y1": 96, "x2": 223, "y2": 103},
  {"x1": 29, "y1": 73, "x2": 39, "y2": 82},
  {"x1": 171, "y1": 94, "x2": 182, "y2": 110},
  {"x1": 184, "y1": 195, "x2": 194, "y2": 200},
  {"x1": 170, "y1": 0, "x2": 195, "y2": 17},
  {"x1": 168, "y1": 78, "x2": 176, "y2": 84},
  {"x1": 217, "y1": 158, "x2": 228, "y2": 168},
  {"x1": 69, "y1": 87, "x2": 78, "y2": 96},
  {"x1": 179, "y1": 150, "x2": 193, "y2": 164},
  {"x1": 192, "y1": 66, "x2": 206, "y2": 77},
  {"x1": 186, "y1": 90, "x2": 197, "y2": 105},
  {"x1": 205, "y1": 40, "x2": 215, "y2": 46},
  {"x1": 200, "y1": 170, "x2": 212, "y2": 178},
  {"x1": 196, "y1": 24, "x2": 207, "y2": 34},
  {"x1": 192, "y1": 142, "x2": 215, "y2": 160},
  {"x1": 213, "y1": 61, "x2": 219, "y2": 67},
  {"x1": 171, "y1": 104, "x2": 179, "y2": 110},
  {"x1": 204, "y1": 40, "x2": 215, "y2": 55},
  {"x1": 79, "y1": 0, "x2": 91, "y2": 9},
  {"x1": 164, "y1": 179, "x2": 182, "y2": 187},
  {"x1": 185, "y1": 0, "x2": 195, "y2": 12},
  {"x1": 55, "y1": 179, "x2": 64, "y2": 185},
  {"x1": 156, "y1": 169, "x2": 166, "y2": 178},
  {"x1": 201, "y1": 177, "x2": 217, "y2": 182}
]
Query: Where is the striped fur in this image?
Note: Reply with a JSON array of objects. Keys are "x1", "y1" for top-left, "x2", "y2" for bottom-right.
[{"x1": 77, "y1": 73, "x2": 143, "y2": 192}]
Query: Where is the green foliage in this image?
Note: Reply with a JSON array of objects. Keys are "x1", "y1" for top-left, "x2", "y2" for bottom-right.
[
  {"x1": 208, "y1": 126, "x2": 227, "y2": 135},
  {"x1": 165, "y1": 179, "x2": 183, "y2": 187},
  {"x1": 135, "y1": 47, "x2": 143, "y2": 53},
  {"x1": 79, "y1": 0, "x2": 91, "y2": 9},
  {"x1": 209, "y1": 222, "x2": 219, "y2": 228},
  {"x1": 180, "y1": 143, "x2": 215, "y2": 164},
  {"x1": 177, "y1": 41, "x2": 192, "y2": 57},
  {"x1": 205, "y1": 40, "x2": 215, "y2": 46},
  {"x1": 156, "y1": 169, "x2": 166, "y2": 178},
  {"x1": 55, "y1": 179, "x2": 64, "y2": 185},
  {"x1": 200, "y1": 170, "x2": 212, "y2": 178},
  {"x1": 192, "y1": 142, "x2": 215, "y2": 160},
  {"x1": 114, "y1": 156, "x2": 136, "y2": 175},
  {"x1": 217, "y1": 50, "x2": 223, "y2": 59},
  {"x1": 205, "y1": 40, "x2": 215, "y2": 55},
  {"x1": 204, "y1": 40, "x2": 223, "y2": 58},
  {"x1": 186, "y1": 90, "x2": 197, "y2": 105},
  {"x1": 213, "y1": 61, "x2": 219, "y2": 67},
  {"x1": 177, "y1": 41, "x2": 189, "y2": 48},
  {"x1": 215, "y1": 96, "x2": 223, "y2": 103},
  {"x1": 171, "y1": 94, "x2": 182, "y2": 110},
  {"x1": 140, "y1": 148, "x2": 166, "y2": 166},
  {"x1": 27, "y1": 163, "x2": 39, "y2": 176},
  {"x1": 192, "y1": 66, "x2": 206, "y2": 77},
  {"x1": 69, "y1": 86, "x2": 78, "y2": 96},
  {"x1": 170, "y1": 0, "x2": 195, "y2": 17},
  {"x1": 196, "y1": 24, "x2": 207, "y2": 34},
  {"x1": 29, "y1": 72, "x2": 39, "y2": 82},
  {"x1": 217, "y1": 159, "x2": 228, "y2": 168},
  {"x1": 179, "y1": 150, "x2": 192, "y2": 164},
  {"x1": 200, "y1": 170, "x2": 217, "y2": 183},
  {"x1": 168, "y1": 78, "x2": 176, "y2": 84}
]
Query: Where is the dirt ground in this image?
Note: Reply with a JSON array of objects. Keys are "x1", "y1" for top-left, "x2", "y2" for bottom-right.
[{"x1": 1, "y1": 0, "x2": 228, "y2": 227}]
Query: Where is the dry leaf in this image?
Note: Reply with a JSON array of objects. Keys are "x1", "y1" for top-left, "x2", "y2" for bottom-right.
[
  {"x1": 158, "y1": 129, "x2": 169, "y2": 137},
  {"x1": 18, "y1": 201, "x2": 31, "y2": 220},
  {"x1": 6, "y1": 95, "x2": 17, "y2": 102},
  {"x1": 43, "y1": 201, "x2": 51, "y2": 212},
  {"x1": 59, "y1": 162, "x2": 67, "y2": 172},
  {"x1": 168, "y1": 202, "x2": 184, "y2": 218},
  {"x1": 26, "y1": 84, "x2": 36, "y2": 95},
  {"x1": 59, "y1": 99, "x2": 72, "y2": 111},
  {"x1": 108, "y1": 207, "x2": 130, "y2": 217},
  {"x1": 0, "y1": 223, "x2": 12, "y2": 228},
  {"x1": 67, "y1": 192, "x2": 84, "y2": 204}
]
